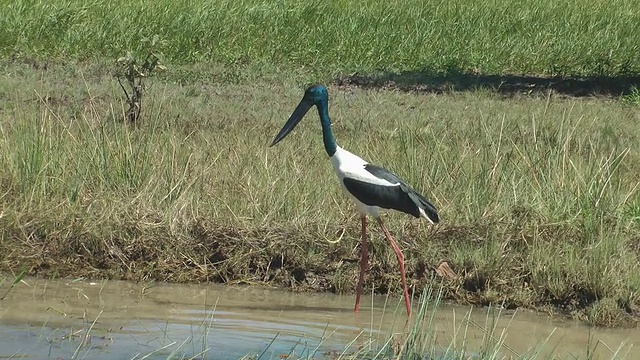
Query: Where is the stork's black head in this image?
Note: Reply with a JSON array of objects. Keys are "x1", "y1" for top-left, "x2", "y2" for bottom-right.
[
  {"x1": 303, "y1": 84, "x2": 328, "y2": 104},
  {"x1": 270, "y1": 85, "x2": 328, "y2": 147}
]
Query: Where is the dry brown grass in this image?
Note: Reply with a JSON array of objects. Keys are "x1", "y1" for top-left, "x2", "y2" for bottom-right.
[{"x1": 0, "y1": 60, "x2": 639, "y2": 327}]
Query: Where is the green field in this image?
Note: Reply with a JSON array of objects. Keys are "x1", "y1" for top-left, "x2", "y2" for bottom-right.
[
  {"x1": 2, "y1": 0, "x2": 640, "y2": 77},
  {"x1": 1, "y1": 0, "x2": 640, "y2": 329}
]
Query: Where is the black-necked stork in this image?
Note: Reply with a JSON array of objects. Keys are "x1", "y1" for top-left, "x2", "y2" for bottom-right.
[{"x1": 270, "y1": 85, "x2": 439, "y2": 316}]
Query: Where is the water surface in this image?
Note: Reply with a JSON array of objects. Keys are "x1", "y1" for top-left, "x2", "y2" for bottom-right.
[{"x1": 0, "y1": 278, "x2": 635, "y2": 359}]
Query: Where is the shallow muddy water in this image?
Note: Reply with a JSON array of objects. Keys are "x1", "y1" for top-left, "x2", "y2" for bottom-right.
[{"x1": 0, "y1": 278, "x2": 636, "y2": 359}]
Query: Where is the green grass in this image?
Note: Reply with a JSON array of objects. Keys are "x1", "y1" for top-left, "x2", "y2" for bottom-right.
[
  {"x1": 1, "y1": 0, "x2": 640, "y2": 77},
  {"x1": 623, "y1": 87, "x2": 640, "y2": 106},
  {"x1": 0, "y1": 60, "x2": 639, "y2": 327}
]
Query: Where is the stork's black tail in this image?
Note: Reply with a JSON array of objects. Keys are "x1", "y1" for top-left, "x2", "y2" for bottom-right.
[{"x1": 408, "y1": 191, "x2": 439, "y2": 223}]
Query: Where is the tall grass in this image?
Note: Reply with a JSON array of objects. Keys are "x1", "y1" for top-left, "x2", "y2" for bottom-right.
[
  {"x1": 1, "y1": 0, "x2": 639, "y2": 77},
  {"x1": 0, "y1": 64, "x2": 638, "y2": 326}
]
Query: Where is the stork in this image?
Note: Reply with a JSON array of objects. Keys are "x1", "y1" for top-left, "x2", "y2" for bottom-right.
[{"x1": 269, "y1": 85, "x2": 439, "y2": 316}]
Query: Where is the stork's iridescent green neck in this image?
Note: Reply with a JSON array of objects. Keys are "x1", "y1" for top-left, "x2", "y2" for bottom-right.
[{"x1": 316, "y1": 97, "x2": 337, "y2": 157}]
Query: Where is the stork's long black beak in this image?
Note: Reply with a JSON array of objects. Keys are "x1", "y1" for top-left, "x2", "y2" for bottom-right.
[{"x1": 270, "y1": 98, "x2": 314, "y2": 147}]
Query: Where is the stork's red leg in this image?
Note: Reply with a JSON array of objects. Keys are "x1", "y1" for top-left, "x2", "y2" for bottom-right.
[
  {"x1": 376, "y1": 218, "x2": 411, "y2": 316},
  {"x1": 354, "y1": 216, "x2": 368, "y2": 312}
]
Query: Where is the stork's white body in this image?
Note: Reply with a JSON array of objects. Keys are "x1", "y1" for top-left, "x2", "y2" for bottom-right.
[
  {"x1": 331, "y1": 146, "x2": 385, "y2": 217},
  {"x1": 330, "y1": 146, "x2": 436, "y2": 222}
]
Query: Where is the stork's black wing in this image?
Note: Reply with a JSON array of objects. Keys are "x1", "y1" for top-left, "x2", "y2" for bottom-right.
[{"x1": 342, "y1": 164, "x2": 439, "y2": 222}]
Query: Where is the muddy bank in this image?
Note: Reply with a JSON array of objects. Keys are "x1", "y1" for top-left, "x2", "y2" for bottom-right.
[{"x1": 1, "y1": 216, "x2": 638, "y2": 328}]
